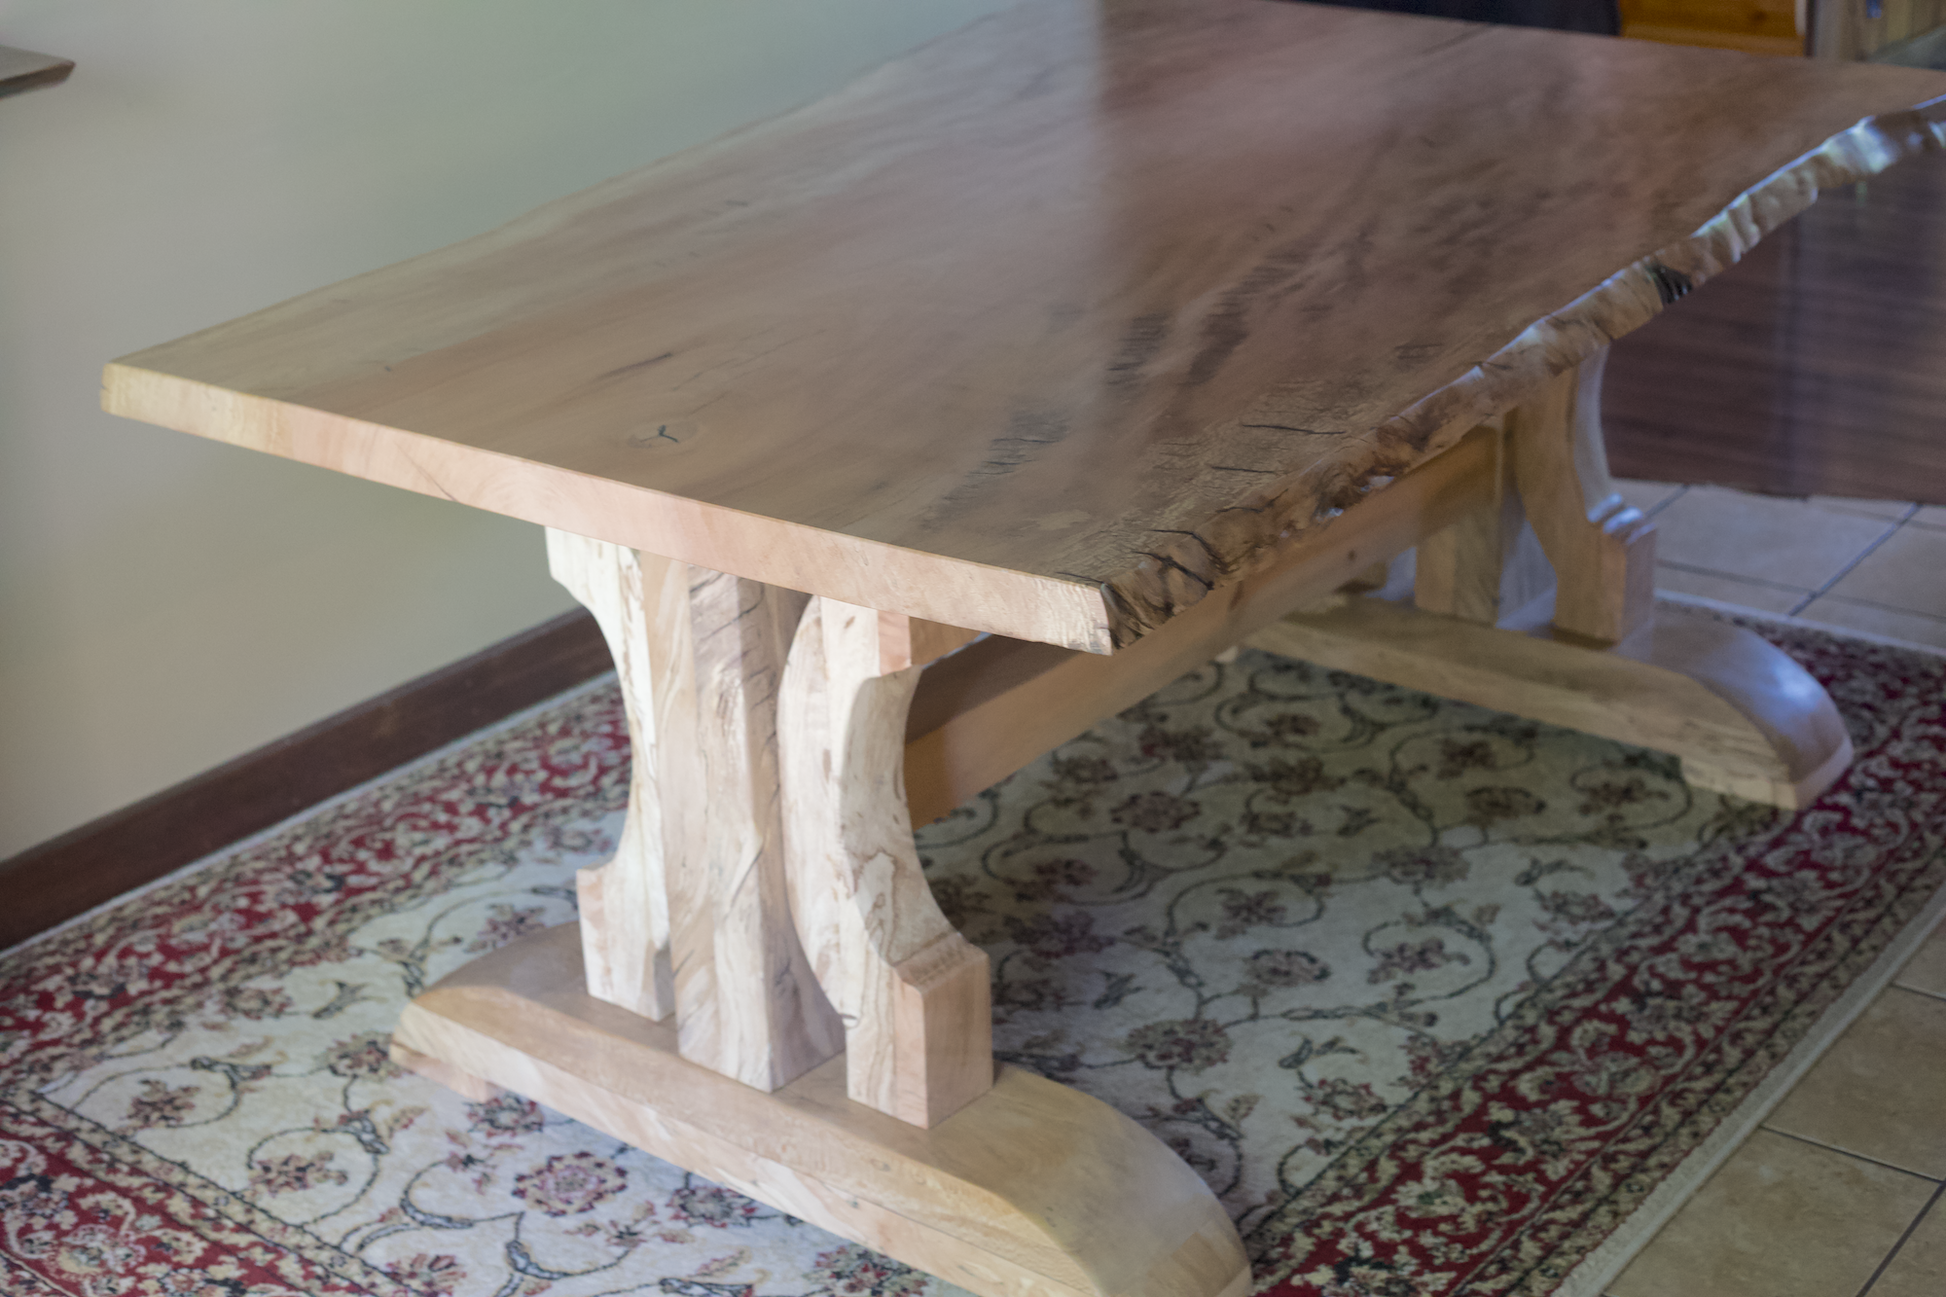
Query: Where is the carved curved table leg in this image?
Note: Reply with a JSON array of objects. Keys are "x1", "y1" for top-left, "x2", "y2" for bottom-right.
[
  {"x1": 396, "y1": 540, "x2": 1252, "y2": 1297},
  {"x1": 1276, "y1": 351, "x2": 1852, "y2": 810},
  {"x1": 780, "y1": 596, "x2": 994, "y2": 1127},
  {"x1": 1413, "y1": 420, "x2": 1554, "y2": 627},
  {"x1": 545, "y1": 529, "x2": 843, "y2": 1087},
  {"x1": 675, "y1": 569, "x2": 846, "y2": 1089},
  {"x1": 1507, "y1": 345, "x2": 1657, "y2": 646},
  {"x1": 544, "y1": 529, "x2": 678, "y2": 1021}
]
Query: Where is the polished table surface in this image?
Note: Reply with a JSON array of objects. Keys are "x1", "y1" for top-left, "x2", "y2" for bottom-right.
[{"x1": 105, "y1": 1, "x2": 1946, "y2": 653}]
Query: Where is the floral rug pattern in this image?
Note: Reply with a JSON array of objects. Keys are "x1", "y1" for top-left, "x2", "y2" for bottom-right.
[{"x1": 1, "y1": 607, "x2": 1941, "y2": 1297}]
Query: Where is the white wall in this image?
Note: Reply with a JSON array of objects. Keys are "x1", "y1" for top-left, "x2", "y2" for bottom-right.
[{"x1": 0, "y1": 0, "x2": 1010, "y2": 858}]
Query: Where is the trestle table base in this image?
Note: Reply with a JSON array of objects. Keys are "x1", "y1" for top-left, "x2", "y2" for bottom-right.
[
  {"x1": 390, "y1": 924, "x2": 1252, "y2": 1297},
  {"x1": 390, "y1": 353, "x2": 1851, "y2": 1297}
]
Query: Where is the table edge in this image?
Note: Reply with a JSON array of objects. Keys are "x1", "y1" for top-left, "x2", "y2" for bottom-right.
[
  {"x1": 100, "y1": 94, "x2": 1946, "y2": 653},
  {"x1": 98, "y1": 364, "x2": 1117, "y2": 654},
  {"x1": 1100, "y1": 94, "x2": 1946, "y2": 647}
]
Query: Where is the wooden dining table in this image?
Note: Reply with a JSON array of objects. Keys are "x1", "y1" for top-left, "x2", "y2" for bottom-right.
[{"x1": 103, "y1": 3, "x2": 1946, "y2": 1293}]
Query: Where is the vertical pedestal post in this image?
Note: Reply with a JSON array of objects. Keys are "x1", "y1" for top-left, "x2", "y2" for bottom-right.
[
  {"x1": 1506, "y1": 345, "x2": 1657, "y2": 645},
  {"x1": 550, "y1": 535, "x2": 846, "y2": 1089},
  {"x1": 1412, "y1": 348, "x2": 1656, "y2": 645},
  {"x1": 780, "y1": 598, "x2": 994, "y2": 1127},
  {"x1": 1413, "y1": 419, "x2": 1553, "y2": 626},
  {"x1": 547, "y1": 535, "x2": 990, "y2": 1123},
  {"x1": 671, "y1": 569, "x2": 846, "y2": 1089}
]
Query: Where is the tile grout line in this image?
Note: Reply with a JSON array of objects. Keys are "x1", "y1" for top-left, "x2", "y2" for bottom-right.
[
  {"x1": 1891, "y1": 978, "x2": 1946, "y2": 1005},
  {"x1": 1857, "y1": 1178, "x2": 1946, "y2": 1296},
  {"x1": 1787, "y1": 514, "x2": 1912, "y2": 619},
  {"x1": 1635, "y1": 490, "x2": 1939, "y2": 619},
  {"x1": 1755, "y1": 1124, "x2": 1946, "y2": 1185},
  {"x1": 1654, "y1": 558, "x2": 1816, "y2": 597},
  {"x1": 1803, "y1": 593, "x2": 1946, "y2": 625},
  {"x1": 1819, "y1": 502, "x2": 1921, "y2": 526},
  {"x1": 1636, "y1": 485, "x2": 1688, "y2": 521}
]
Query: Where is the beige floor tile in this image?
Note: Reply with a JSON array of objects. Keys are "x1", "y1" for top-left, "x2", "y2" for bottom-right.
[
  {"x1": 1823, "y1": 526, "x2": 1946, "y2": 619},
  {"x1": 1871, "y1": 1193, "x2": 1946, "y2": 1297},
  {"x1": 1810, "y1": 496, "x2": 1918, "y2": 522},
  {"x1": 1649, "y1": 486, "x2": 1896, "y2": 590},
  {"x1": 1911, "y1": 506, "x2": 1946, "y2": 531},
  {"x1": 1896, "y1": 918, "x2": 1946, "y2": 1001},
  {"x1": 1797, "y1": 597, "x2": 1946, "y2": 652},
  {"x1": 1615, "y1": 478, "x2": 1686, "y2": 519},
  {"x1": 1609, "y1": 1130, "x2": 1932, "y2": 1297},
  {"x1": 1764, "y1": 987, "x2": 1946, "y2": 1178},
  {"x1": 1653, "y1": 564, "x2": 1809, "y2": 615}
]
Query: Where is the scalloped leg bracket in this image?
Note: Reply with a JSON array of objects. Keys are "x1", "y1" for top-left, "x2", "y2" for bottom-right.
[
  {"x1": 390, "y1": 924, "x2": 1251, "y2": 1297},
  {"x1": 780, "y1": 595, "x2": 994, "y2": 1128}
]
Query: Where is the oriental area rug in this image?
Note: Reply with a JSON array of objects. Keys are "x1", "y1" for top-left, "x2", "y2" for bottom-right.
[{"x1": 3, "y1": 604, "x2": 1943, "y2": 1297}]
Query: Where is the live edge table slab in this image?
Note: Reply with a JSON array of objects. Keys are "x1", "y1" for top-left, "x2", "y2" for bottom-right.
[{"x1": 103, "y1": 4, "x2": 1946, "y2": 1294}]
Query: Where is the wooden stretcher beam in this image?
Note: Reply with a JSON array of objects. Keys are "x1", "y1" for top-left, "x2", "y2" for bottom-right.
[{"x1": 903, "y1": 426, "x2": 1500, "y2": 825}]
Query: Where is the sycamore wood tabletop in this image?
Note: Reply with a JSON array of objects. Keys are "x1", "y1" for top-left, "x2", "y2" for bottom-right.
[{"x1": 101, "y1": 0, "x2": 1946, "y2": 655}]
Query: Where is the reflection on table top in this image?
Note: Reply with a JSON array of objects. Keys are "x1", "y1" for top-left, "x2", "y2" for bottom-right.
[{"x1": 104, "y1": 0, "x2": 1946, "y2": 650}]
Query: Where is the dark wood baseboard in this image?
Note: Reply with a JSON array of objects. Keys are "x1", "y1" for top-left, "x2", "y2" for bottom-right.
[{"x1": 0, "y1": 610, "x2": 611, "y2": 952}]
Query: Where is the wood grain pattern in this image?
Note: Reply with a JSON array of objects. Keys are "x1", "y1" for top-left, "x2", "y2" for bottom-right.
[
  {"x1": 0, "y1": 45, "x2": 73, "y2": 98},
  {"x1": 549, "y1": 532, "x2": 984, "y2": 1115},
  {"x1": 1621, "y1": 23, "x2": 1805, "y2": 56},
  {"x1": 550, "y1": 531, "x2": 850, "y2": 1081},
  {"x1": 545, "y1": 531, "x2": 679, "y2": 1021},
  {"x1": 389, "y1": 1040, "x2": 494, "y2": 1103},
  {"x1": 391, "y1": 923, "x2": 1250, "y2": 1297},
  {"x1": 902, "y1": 428, "x2": 1504, "y2": 826},
  {"x1": 781, "y1": 599, "x2": 993, "y2": 1127},
  {"x1": 671, "y1": 571, "x2": 844, "y2": 1090},
  {"x1": 1506, "y1": 350, "x2": 1658, "y2": 645},
  {"x1": 100, "y1": 2, "x2": 1946, "y2": 651},
  {"x1": 1412, "y1": 422, "x2": 1549, "y2": 624},
  {"x1": 879, "y1": 613, "x2": 984, "y2": 675},
  {"x1": 1246, "y1": 595, "x2": 1852, "y2": 809},
  {"x1": 1619, "y1": 0, "x2": 1804, "y2": 58}
]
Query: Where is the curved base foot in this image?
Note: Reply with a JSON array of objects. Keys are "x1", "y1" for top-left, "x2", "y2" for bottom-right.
[
  {"x1": 1246, "y1": 597, "x2": 1851, "y2": 810},
  {"x1": 391, "y1": 924, "x2": 1250, "y2": 1297}
]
